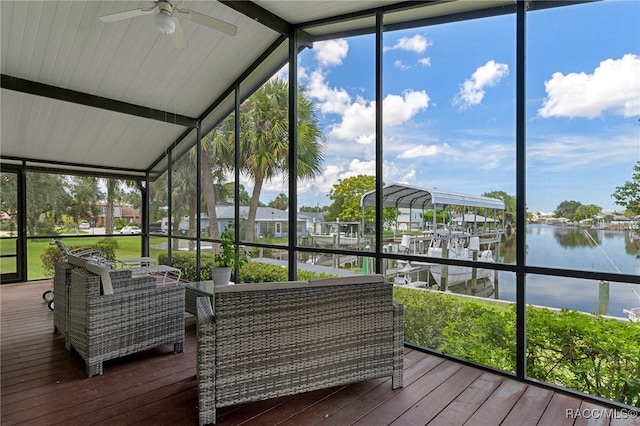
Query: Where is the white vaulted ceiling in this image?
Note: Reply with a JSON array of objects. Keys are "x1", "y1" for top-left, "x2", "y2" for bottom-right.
[
  {"x1": 1, "y1": 0, "x2": 515, "y2": 176},
  {"x1": 1, "y1": 1, "x2": 280, "y2": 174}
]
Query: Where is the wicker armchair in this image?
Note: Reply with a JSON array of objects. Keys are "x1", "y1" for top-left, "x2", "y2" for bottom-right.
[
  {"x1": 195, "y1": 275, "x2": 403, "y2": 425},
  {"x1": 53, "y1": 261, "x2": 131, "y2": 350},
  {"x1": 68, "y1": 266, "x2": 185, "y2": 377}
]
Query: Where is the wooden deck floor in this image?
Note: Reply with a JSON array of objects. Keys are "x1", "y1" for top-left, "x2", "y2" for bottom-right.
[{"x1": 2, "y1": 280, "x2": 638, "y2": 426}]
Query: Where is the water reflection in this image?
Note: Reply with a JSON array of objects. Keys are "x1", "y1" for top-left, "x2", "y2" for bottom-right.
[
  {"x1": 494, "y1": 224, "x2": 640, "y2": 318},
  {"x1": 552, "y1": 227, "x2": 601, "y2": 248},
  {"x1": 498, "y1": 224, "x2": 640, "y2": 273}
]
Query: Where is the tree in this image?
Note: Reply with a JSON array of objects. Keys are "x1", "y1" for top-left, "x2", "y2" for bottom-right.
[
  {"x1": 68, "y1": 176, "x2": 102, "y2": 225},
  {"x1": 555, "y1": 200, "x2": 582, "y2": 219},
  {"x1": 172, "y1": 150, "x2": 198, "y2": 250},
  {"x1": 25, "y1": 172, "x2": 72, "y2": 236},
  {"x1": 223, "y1": 182, "x2": 252, "y2": 206},
  {"x1": 103, "y1": 178, "x2": 140, "y2": 235},
  {"x1": 268, "y1": 193, "x2": 288, "y2": 210},
  {"x1": 0, "y1": 172, "x2": 17, "y2": 218},
  {"x1": 118, "y1": 185, "x2": 142, "y2": 222},
  {"x1": 422, "y1": 210, "x2": 450, "y2": 226},
  {"x1": 482, "y1": 190, "x2": 516, "y2": 223},
  {"x1": 0, "y1": 172, "x2": 18, "y2": 235},
  {"x1": 105, "y1": 179, "x2": 118, "y2": 234},
  {"x1": 149, "y1": 171, "x2": 169, "y2": 225},
  {"x1": 238, "y1": 78, "x2": 325, "y2": 242},
  {"x1": 327, "y1": 175, "x2": 375, "y2": 223},
  {"x1": 612, "y1": 161, "x2": 640, "y2": 216},
  {"x1": 573, "y1": 204, "x2": 601, "y2": 221},
  {"x1": 300, "y1": 205, "x2": 328, "y2": 213},
  {"x1": 326, "y1": 175, "x2": 398, "y2": 230},
  {"x1": 202, "y1": 121, "x2": 235, "y2": 242}
]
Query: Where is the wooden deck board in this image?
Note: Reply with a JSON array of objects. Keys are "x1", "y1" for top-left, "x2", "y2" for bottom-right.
[
  {"x1": 500, "y1": 385, "x2": 554, "y2": 426},
  {"x1": 2, "y1": 281, "x2": 638, "y2": 426},
  {"x1": 421, "y1": 371, "x2": 504, "y2": 426}
]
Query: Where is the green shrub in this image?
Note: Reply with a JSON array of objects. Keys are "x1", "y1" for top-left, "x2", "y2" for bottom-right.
[
  {"x1": 393, "y1": 287, "x2": 464, "y2": 349},
  {"x1": 440, "y1": 303, "x2": 516, "y2": 370},
  {"x1": 35, "y1": 219, "x2": 59, "y2": 236},
  {"x1": 240, "y1": 262, "x2": 289, "y2": 282},
  {"x1": 526, "y1": 307, "x2": 640, "y2": 407},
  {"x1": 394, "y1": 287, "x2": 640, "y2": 406},
  {"x1": 159, "y1": 251, "x2": 215, "y2": 282},
  {"x1": 40, "y1": 238, "x2": 118, "y2": 277},
  {"x1": 158, "y1": 252, "x2": 339, "y2": 283}
]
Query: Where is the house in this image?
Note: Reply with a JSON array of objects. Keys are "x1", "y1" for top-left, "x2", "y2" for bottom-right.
[
  {"x1": 96, "y1": 203, "x2": 141, "y2": 227},
  {"x1": 394, "y1": 209, "x2": 423, "y2": 232},
  {"x1": 298, "y1": 212, "x2": 327, "y2": 236},
  {"x1": 161, "y1": 206, "x2": 307, "y2": 238}
]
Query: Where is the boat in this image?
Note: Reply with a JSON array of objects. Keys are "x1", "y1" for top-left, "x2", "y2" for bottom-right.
[
  {"x1": 425, "y1": 236, "x2": 495, "y2": 288},
  {"x1": 309, "y1": 222, "x2": 360, "y2": 247},
  {"x1": 447, "y1": 276, "x2": 496, "y2": 297},
  {"x1": 623, "y1": 286, "x2": 640, "y2": 322},
  {"x1": 310, "y1": 232, "x2": 360, "y2": 247},
  {"x1": 623, "y1": 308, "x2": 640, "y2": 322}
]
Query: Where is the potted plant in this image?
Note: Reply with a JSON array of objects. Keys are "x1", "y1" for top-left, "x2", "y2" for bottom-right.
[{"x1": 211, "y1": 228, "x2": 247, "y2": 285}]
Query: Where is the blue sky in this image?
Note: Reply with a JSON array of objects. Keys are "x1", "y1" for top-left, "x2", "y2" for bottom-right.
[{"x1": 263, "y1": 1, "x2": 639, "y2": 214}]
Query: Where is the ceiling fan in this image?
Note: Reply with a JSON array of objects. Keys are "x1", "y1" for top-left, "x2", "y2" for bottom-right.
[{"x1": 99, "y1": 1, "x2": 237, "y2": 49}]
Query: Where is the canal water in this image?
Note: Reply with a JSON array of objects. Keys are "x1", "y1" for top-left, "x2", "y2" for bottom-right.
[{"x1": 495, "y1": 224, "x2": 640, "y2": 319}]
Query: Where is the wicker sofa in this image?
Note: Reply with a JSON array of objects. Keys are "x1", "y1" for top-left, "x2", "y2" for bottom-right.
[
  {"x1": 195, "y1": 274, "x2": 404, "y2": 426},
  {"x1": 67, "y1": 261, "x2": 185, "y2": 377}
]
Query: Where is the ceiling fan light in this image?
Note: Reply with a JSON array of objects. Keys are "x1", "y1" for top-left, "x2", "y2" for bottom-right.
[{"x1": 155, "y1": 12, "x2": 175, "y2": 35}]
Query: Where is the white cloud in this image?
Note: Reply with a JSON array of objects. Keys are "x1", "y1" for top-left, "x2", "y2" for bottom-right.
[
  {"x1": 385, "y1": 91, "x2": 431, "y2": 125},
  {"x1": 527, "y1": 132, "x2": 638, "y2": 172},
  {"x1": 313, "y1": 39, "x2": 349, "y2": 67},
  {"x1": 329, "y1": 98, "x2": 375, "y2": 142},
  {"x1": 299, "y1": 158, "x2": 417, "y2": 198},
  {"x1": 397, "y1": 144, "x2": 446, "y2": 159},
  {"x1": 418, "y1": 57, "x2": 431, "y2": 67},
  {"x1": 330, "y1": 90, "x2": 430, "y2": 142},
  {"x1": 307, "y1": 70, "x2": 352, "y2": 115},
  {"x1": 453, "y1": 60, "x2": 509, "y2": 109},
  {"x1": 379, "y1": 161, "x2": 416, "y2": 185},
  {"x1": 299, "y1": 160, "x2": 376, "y2": 196},
  {"x1": 345, "y1": 159, "x2": 376, "y2": 176},
  {"x1": 386, "y1": 34, "x2": 431, "y2": 54},
  {"x1": 538, "y1": 54, "x2": 640, "y2": 119},
  {"x1": 394, "y1": 60, "x2": 411, "y2": 70}
]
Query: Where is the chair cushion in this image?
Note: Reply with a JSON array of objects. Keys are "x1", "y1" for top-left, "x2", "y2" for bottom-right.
[
  {"x1": 67, "y1": 255, "x2": 113, "y2": 295},
  {"x1": 214, "y1": 281, "x2": 308, "y2": 293},
  {"x1": 308, "y1": 274, "x2": 384, "y2": 287}
]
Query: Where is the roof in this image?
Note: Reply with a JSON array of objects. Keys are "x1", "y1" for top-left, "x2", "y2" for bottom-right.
[
  {"x1": 216, "y1": 205, "x2": 289, "y2": 221},
  {"x1": 1, "y1": 0, "x2": 521, "y2": 178},
  {"x1": 360, "y1": 183, "x2": 505, "y2": 210},
  {"x1": 452, "y1": 214, "x2": 500, "y2": 223}
]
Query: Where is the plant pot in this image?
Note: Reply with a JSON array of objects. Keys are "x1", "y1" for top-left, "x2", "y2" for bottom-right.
[{"x1": 211, "y1": 266, "x2": 232, "y2": 286}]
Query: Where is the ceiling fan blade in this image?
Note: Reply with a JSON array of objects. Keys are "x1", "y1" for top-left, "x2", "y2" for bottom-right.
[
  {"x1": 178, "y1": 9, "x2": 237, "y2": 36},
  {"x1": 170, "y1": 18, "x2": 188, "y2": 49},
  {"x1": 99, "y1": 6, "x2": 156, "y2": 23}
]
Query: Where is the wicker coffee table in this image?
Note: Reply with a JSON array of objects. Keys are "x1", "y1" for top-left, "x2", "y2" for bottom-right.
[
  {"x1": 185, "y1": 280, "x2": 234, "y2": 315},
  {"x1": 185, "y1": 281, "x2": 215, "y2": 315}
]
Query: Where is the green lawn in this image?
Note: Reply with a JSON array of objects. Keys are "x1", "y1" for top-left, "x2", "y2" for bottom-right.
[{"x1": 0, "y1": 235, "x2": 170, "y2": 280}]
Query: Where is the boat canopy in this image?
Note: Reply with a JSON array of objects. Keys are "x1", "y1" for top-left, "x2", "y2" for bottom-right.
[{"x1": 360, "y1": 183, "x2": 505, "y2": 210}]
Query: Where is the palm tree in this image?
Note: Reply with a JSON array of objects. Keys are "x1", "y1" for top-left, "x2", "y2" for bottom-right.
[
  {"x1": 201, "y1": 117, "x2": 235, "y2": 242},
  {"x1": 171, "y1": 150, "x2": 199, "y2": 251},
  {"x1": 239, "y1": 78, "x2": 325, "y2": 242},
  {"x1": 103, "y1": 178, "x2": 140, "y2": 235}
]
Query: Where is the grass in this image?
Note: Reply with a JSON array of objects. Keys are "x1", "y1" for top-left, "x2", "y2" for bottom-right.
[{"x1": 0, "y1": 235, "x2": 172, "y2": 280}]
